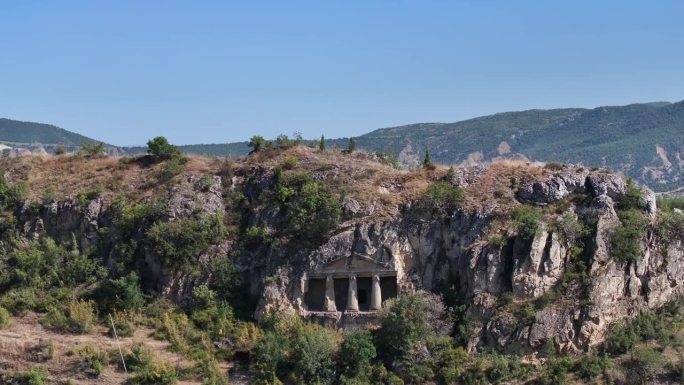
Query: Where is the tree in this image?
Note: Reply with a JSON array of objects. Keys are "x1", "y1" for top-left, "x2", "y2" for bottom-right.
[
  {"x1": 248, "y1": 135, "x2": 268, "y2": 154},
  {"x1": 422, "y1": 148, "x2": 434, "y2": 170},
  {"x1": 347, "y1": 138, "x2": 356, "y2": 153},
  {"x1": 147, "y1": 136, "x2": 181, "y2": 160},
  {"x1": 319, "y1": 135, "x2": 326, "y2": 152}
]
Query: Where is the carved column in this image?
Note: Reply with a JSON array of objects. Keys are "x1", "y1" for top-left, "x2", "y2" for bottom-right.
[
  {"x1": 370, "y1": 274, "x2": 382, "y2": 311},
  {"x1": 325, "y1": 275, "x2": 337, "y2": 312},
  {"x1": 346, "y1": 275, "x2": 359, "y2": 312}
]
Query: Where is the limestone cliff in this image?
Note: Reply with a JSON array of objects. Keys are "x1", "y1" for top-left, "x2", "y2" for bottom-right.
[{"x1": 2, "y1": 149, "x2": 681, "y2": 356}]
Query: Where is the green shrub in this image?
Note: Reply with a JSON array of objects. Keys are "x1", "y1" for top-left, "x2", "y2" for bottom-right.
[
  {"x1": 606, "y1": 309, "x2": 673, "y2": 355},
  {"x1": 146, "y1": 214, "x2": 226, "y2": 272},
  {"x1": 281, "y1": 155, "x2": 298, "y2": 170},
  {"x1": 243, "y1": 226, "x2": 271, "y2": 247},
  {"x1": 630, "y1": 346, "x2": 664, "y2": 384},
  {"x1": 656, "y1": 210, "x2": 684, "y2": 241},
  {"x1": 94, "y1": 272, "x2": 146, "y2": 313},
  {"x1": 252, "y1": 329, "x2": 289, "y2": 383},
  {"x1": 77, "y1": 345, "x2": 109, "y2": 378},
  {"x1": 41, "y1": 299, "x2": 96, "y2": 334},
  {"x1": 657, "y1": 195, "x2": 684, "y2": 212},
  {"x1": 130, "y1": 362, "x2": 178, "y2": 385},
  {"x1": 555, "y1": 212, "x2": 589, "y2": 245},
  {"x1": 536, "y1": 357, "x2": 573, "y2": 385},
  {"x1": 291, "y1": 324, "x2": 337, "y2": 384},
  {"x1": 510, "y1": 205, "x2": 541, "y2": 239},
  {"x1": 618, "y1": 179, "x2": 646, "y2": 212},
  {"x1": 158, "y1": 155, "x2": 188, "y2": 182},
  {"x1": 26, "y1": 368, "x2": 49, "y2": 385},
  {"x1": 610, "y1": 209, "x2": 648, "y2": 263},
  {"x1": 80, "y1": 142, "x2": 106, "y2": 157},
  {"x1": 575, "y1": 353, "x2": 609, "y2": 379},
  {"x1": 126, "y1": 344, "x2": 154, "y2": 373},
  {"x1": 0, "y1": 174, "x2": 27, "y2": 209},
  {"x1": 109, "y1": 311, "x2": 134, "y2": 338},
  {"x1": 0, "y1": 306, "x2": 10, "y2": 328},
  {"x1": 414, "y1": 181, "x2": 465, "y2": 217},
  {"x1": 487, "y1": 354, "x2": 530, "y2": 384},
  {"x1": 278, "y1": 174, "x2": 341, "y2": 246},
  {"x1": 0, "y1": 287, "x2": 38, "y2": 314},
  {"x1": 339, "y1": 330, "x2": 377, "y2": 377}
]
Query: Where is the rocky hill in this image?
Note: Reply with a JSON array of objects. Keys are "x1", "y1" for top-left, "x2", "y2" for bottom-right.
[
  {"x1": 355, "y1": 101, "x2": 684, "y2": 193},
  {"x1": 0, "y1": 145, "x2": 683, "y2": 384}
]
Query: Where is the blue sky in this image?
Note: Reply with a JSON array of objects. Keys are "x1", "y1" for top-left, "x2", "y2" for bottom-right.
[{"x1": 1, "y1": 1, "x2": 683, "y2": 146}]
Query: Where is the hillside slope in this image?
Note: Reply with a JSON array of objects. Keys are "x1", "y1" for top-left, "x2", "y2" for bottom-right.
[
  {"x1": 0, "y1": 118, "x2": 102, "y2": 146},
  {"x1": 356, "y1": 101, "x2": 684, "y2": 192}
]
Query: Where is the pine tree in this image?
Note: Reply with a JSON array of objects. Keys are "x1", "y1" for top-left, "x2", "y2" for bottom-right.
[
  {"x1": 422, "y1": 148, "x2": 434, "y2": 169},
  {"x1": 347, "y1": 138, "x2": 356, "y2": 153},
  {"x1": 319, "y1": 135, "x2": 326, "y2": 152}
]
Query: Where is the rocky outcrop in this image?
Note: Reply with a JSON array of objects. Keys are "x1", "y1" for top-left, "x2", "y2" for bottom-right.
[
  {"x1": 256, "y1": 167, "x2": 679, "y2": 354},
  {"x1": 7, "y1": 161, "x2": 680, "y2": 355}
]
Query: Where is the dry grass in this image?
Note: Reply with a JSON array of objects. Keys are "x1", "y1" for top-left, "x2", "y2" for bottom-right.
[
  {"x1": 0, "y1": 312, "x2": 216, "y2": 385},
  {"x1": 0, "y1": 147, "x2": 554, "y2": 221}
]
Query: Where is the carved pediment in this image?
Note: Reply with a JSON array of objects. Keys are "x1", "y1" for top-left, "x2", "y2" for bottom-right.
[{"x1": 310, "y1": 253, "x2": 395, "y2": 278}]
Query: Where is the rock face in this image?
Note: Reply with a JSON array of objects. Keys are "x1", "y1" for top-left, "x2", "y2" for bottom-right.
[
  {"x1": 10, "y1": 162, "x2": 680, "y2": 354},
  {"x1": 255, "y1": 167, "x2": 677, "y2": 353}
]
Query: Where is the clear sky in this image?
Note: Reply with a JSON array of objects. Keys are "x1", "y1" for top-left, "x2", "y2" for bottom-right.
[{"x1": 1, "y1": 1, "x2": 683, "y2": 146}]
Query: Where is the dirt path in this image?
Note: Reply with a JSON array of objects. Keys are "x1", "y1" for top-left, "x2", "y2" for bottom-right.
[{"x1": 0, "y1": 312, "x2": 248, "y2": 384}]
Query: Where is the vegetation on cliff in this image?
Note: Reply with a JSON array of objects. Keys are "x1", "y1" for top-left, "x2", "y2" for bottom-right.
[{"x1": 0, "y1": 138, "x2": 682, "y2": 384}]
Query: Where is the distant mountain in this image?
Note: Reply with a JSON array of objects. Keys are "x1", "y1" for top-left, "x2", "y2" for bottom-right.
[
  {"x1": 353, "y1": 101, "x2": 684, "y2": 193},
  {"x1": 4, "y1": 100, "x2": 684, "y2": 192},
  {"x1": 0, "y1": 118, "x2": 103, "y2": 147}
]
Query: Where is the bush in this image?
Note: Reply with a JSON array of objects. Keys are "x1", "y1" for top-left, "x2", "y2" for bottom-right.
[
  {"x1": 575, "y1": 353, "x2": 609, "y2": 379},
  {"x1": 610, "y1": 209, "x2": 649, "y2": 263},
  {"x1": 536, "y1": 357, "x2": 573, "y2": 385},
  {"x1": 26, "y1": 368, "x2": 49, "y2": 385},
  {"x1": 0, "y1": 306, "x2": 10, "y2": 328},
  {"x1": 0, "y1": 174, "x2": 27, "y2": 209},
  {"x1": 291, "y1": 324, "x2": 337, "y2": 384},
  {"x1": 41, "y1": 299, "x2": 96, "y2": 334},
  {"x1": 130, "y1": 362, "x2": 178, "y2": 385},
  {"x1": 630, "y1": 346, "x2": 664, "y2": 384},
  {"x1": 606, "y1": 309, "x2": 672, "y2": 355},
  {"x1": 376, "y1": 291, "x2": 450, "y2": 382},
  {"x1": 339, "y1": 330, "x2": 377, "y2": 377},
  {"x1": 414, "y1": 181, "x2": 465, "y2": 217},
  {"x1": 243, "y1": 226, "x2": 271, "y2": 247},
  {"x1": 510, "y1": 205, "x2": 541, "y2": 239},
  {"x1": 278, "y1": 174, "x2": 341, "y2": 246},
  {"x1": 94, "y1": 272, "x2": 146, "y2": 313},
  {"x1": 555, "y1": 212, "x2": 589, "y2": 245},
  {"x1": 158, "y1": 155, "x2": 188, "y2": 182},
  {"x1": 109, "y1": 311, "x2": 134, "y2": 338},
  {"x1": 77, "y1": 345, "x2": 109, "y2": 378},
  {"x1": 147, "y1": 136, "x2": 181, "y2": 161},
  {"x1": 618, "y1": 179, "x2": 646, "y2": 212},
  {"x1": 146, "y1": 214, "x2": 226, "y2": 272},
  {"x1": 656, "y1": 210, "x2": 684, "y2": 241},
  {"x1": 80, "y1": 142, "x2": 106, "y2": 157}
]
